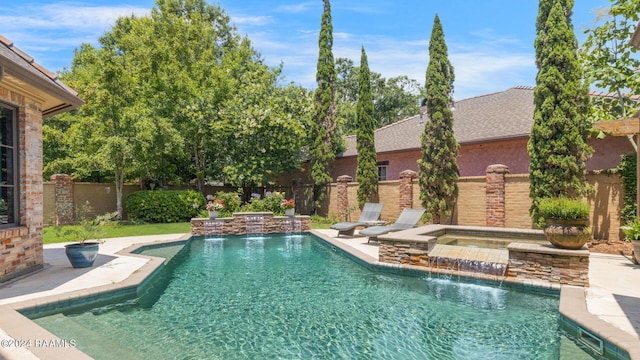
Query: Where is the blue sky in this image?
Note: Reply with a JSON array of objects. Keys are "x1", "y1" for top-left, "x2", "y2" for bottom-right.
[{"x1": 2, "y1": 0, "x2": 611, "y2": 100}]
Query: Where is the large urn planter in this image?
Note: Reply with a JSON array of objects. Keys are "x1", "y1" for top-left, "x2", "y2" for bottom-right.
[
  {"x1": 621, "y1": 218, "x2": 640, "y2": 264},
  {"x1": 631, "y1": 240, "x2": 640, "y2": 264},
  {"x1": 538, "y1": 197, "x2": 591, "y2": 250},
  {"x1": 543, "y1": 218, "x2": 591, "y2": 250},
  {"x1": 64, "y1": 242, "x2": 100, "y2": 268}
]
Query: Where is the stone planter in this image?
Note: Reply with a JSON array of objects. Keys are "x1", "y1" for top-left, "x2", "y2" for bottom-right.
[
  {"x1": 285, "y1": 208, "x2": 295, "y2": 217},
  {"x1": 543, "y1": 218, "x2": 591, "y2": 250},
  {"x1": 208, "y1": 211, "x2": 218, "y2": 219}
]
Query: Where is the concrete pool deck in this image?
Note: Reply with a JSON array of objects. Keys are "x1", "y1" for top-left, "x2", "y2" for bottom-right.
[{"x1": 0, "y1": 230, "x2": 638, "y2": 359}]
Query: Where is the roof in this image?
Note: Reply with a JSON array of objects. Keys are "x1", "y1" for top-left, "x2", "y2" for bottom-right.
[
  {"x1": 0, "y1": 35, "x2": 82, "y2": 117},
  {"x1": 341, "y1": 86, "x2": 536, "y2": 157},
  {"x1": 341, "y1": 86, "x2": 640, "y2": 158}
]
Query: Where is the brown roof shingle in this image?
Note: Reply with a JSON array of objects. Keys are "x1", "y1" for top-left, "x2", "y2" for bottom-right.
[{"x1": 341, "y1": 86, "x2": 536, "y2": 157}]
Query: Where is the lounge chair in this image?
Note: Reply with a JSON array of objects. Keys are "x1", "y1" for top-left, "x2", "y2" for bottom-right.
[
  {"x1": 330, "y1": 203, "x2": 384, "y2": 237},
  {"x1": 359, "y1": 208, "x2": 425, "y2": 242}
]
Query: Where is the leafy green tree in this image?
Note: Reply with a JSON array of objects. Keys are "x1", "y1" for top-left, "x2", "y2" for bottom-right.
[
  {"x1": 355, "y1": 47, "x2": 378, "y2": 207},
  {"x1": 334, "y1": 58, "x2": 420, "y2": 135},
  {"x1": 144, "y1": 0, "x2": 238, "y2": 192},
  {"x1": 219, "y1": 58, "x2": 310, "y2": 197},
  {"x1": 580, "y1": 0, "x2": 640, "y2": 149},
  {"x1": 309, "y1": 0, "x2": 338, "y2": 210},
  {"x1": 418, "y1": 14, "x2": 458, "y2": 224},
  {"x1": 528, "y1": 0, "x2": 593, "y2": 224}
]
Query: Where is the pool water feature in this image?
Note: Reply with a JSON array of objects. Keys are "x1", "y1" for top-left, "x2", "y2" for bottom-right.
[
  {"x1": 33, "y1": 234, "x2": 597, "y2": 359},
  {"x1": 437, "y1": 233, "x2": 547, "y2": 249}
]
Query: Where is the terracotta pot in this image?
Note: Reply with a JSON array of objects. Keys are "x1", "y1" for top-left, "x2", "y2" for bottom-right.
[{"x1": 543, "y1": 218, "x2": 591, "y2": 250}]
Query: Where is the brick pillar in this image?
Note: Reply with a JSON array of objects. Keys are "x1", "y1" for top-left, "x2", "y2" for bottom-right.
[
  {"x1": 399, "y1": 170, "x2": 418, "y2": 211},
  {"x1": 51, "y1": 174, "x2": 74, "y2": 226},
  {"x1": 486, "y1": 164, "x2": 509, "y2": 227},
  {"x1": 337, "y1": 175, "x2": 352, "y2": 221}
]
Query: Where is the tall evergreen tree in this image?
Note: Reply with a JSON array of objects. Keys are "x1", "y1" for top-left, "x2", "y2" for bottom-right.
[
  {"x1": 309, "y1": 0, "x2": 338, "y2": 210},
  {"x1": 418, "y1": 14, "x2": 458, "y2": 224},
  {"x1": 355, "y1": 47, "x2": 378, "y2": 207},
  {"x1": 528, "y1": 0, "x2": 592, "y2": 224}
]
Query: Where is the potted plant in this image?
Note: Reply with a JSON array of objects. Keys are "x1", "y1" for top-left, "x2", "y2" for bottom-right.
[
  {"x1": 280, "y1": 198, "x2": 295, "y2": 217},
  {"x1": 57, "y1": 203, "x2": 108, "y2": 268},
  {"x1": 621, "y1": 217, "x2": 640, "y2": 264},
  {"x1": 206, "y1": 195, "x2": 224, "y2": 219},
  {"x1": 538, "y1": 197, "x2": 591, "y2": 250}
]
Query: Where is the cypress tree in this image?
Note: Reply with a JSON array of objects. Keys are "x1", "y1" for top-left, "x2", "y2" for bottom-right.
[
  {"x1": 356, "y1": 46, "x2": 378, "y2": 208},
  {"x1": 418, "y1": 14, "x2": 458, "y2": 224},
  {"x1": 309, "y1": 0, "x2": 337, "y2": 210},
  {"x1": 528, "y1": 0, "x2": 592, "y2": 225}
]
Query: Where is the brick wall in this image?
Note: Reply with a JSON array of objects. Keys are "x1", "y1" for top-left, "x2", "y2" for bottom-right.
[
  {"x1": 0, "y1": 84, "x2": 44, "y2": 282},
  {"x1": 325, "y1": 169, "x2": 625, "y2": 241}
]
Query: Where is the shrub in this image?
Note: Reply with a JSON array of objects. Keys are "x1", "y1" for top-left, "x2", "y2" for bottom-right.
[
  {"x1": 126, "y1": 190, "x2": 205, "y2": 223},
  {"x1": 210, "y1": 191, "x2": 242, "y2": 217},
  {"x1": 538, "y1": 197, "x2": 590, "y2": 221},
  {"x1": 242, "y1": 191, "x2": 286, "y2": 215},
  {"x1": 621, "y1": 217, "x2": 640, "y2": 241}
]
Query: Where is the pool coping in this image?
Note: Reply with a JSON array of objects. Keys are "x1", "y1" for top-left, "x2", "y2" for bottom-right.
[{"x1": 0, "y1": 231, "x2": 638, "y2": 359}]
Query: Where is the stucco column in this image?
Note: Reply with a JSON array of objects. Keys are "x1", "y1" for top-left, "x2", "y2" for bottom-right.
[
  {"x1": 51, "y1": 174, "x2": 74, "y2": 226},
  {"x1": 399, "y1": 170, "x2": 418, "y2": 211},
  {"x1": 486, "y1": 164, "x2": 509, "y2": 227},
  {"x1": 336, "y1": 175, "x2": 353, "y2": 221}
]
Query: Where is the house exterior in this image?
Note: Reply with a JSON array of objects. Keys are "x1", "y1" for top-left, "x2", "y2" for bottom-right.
[
  {"x1": 0, "y1": 35, "x2": 82, "y2": 282},
  {"x1": 332, "y1": 86, "x2": 635, "y2": 181}
]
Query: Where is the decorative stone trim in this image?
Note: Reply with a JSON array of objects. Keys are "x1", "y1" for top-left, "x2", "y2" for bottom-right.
[{"x1": 190, "y1": 212, "x2": 311, "y2": 237}]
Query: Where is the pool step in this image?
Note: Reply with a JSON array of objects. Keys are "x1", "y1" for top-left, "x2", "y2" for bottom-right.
[{"x1": 35, "y1": 313, "x2": 144, "y2": 360}]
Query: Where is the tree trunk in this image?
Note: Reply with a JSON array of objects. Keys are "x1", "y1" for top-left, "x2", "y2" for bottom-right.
[{"x1": 114, "y1": 168, "x2": 125, "y2": 220}]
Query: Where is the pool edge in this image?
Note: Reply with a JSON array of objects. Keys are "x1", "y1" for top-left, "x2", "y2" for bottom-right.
[
  {"x1": 0, "y1": 233, "x2": 192, "y2": 360},
  {"x1": 311, "y1": 230, "x2": 640, "y2": 360}
]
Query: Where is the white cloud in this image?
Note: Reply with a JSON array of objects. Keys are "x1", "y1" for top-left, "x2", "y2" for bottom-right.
[
  {"x1": 275, "y1": 2, "x2": 316, "y2": 14},
  {"x1": 231, "y1": 15, "x2": 272, "y2": 26}
]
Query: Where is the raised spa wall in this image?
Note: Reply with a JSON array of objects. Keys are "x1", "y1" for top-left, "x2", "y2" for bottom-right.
[
  {"x1": 376, "y1": 225, "x2": 590, "y2": 287},
  {"x1": 190, "y1": 212, "x2": 310, "y2": 236}
]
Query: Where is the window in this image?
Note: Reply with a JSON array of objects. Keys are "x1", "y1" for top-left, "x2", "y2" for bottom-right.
[
  {"x1": 377, "y1": 161, "x2": 388, "y2": 181},
  {"x1": 0, "y1": 103, "x2": 17, "y2": 226}
]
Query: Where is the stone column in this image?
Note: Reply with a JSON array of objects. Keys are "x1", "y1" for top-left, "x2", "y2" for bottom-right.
[
  {"x1": 486, "y1": 164, "x2": 509, "y2": 227},
  {"x1": 399, "y1": 170, "x2": 418, "y2": 211},
  {"x1": 51, "y1": 174, "x2": 74, "y2": 226},
  {"x1": 336, "y1": 175, "x2": 352, "y2": 221}
]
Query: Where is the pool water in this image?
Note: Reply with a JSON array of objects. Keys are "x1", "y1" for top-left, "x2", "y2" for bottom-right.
[
  {"x1": 437, "y1": 234, "x2": 548, "y2": 249},
  {"x1": 34, "y1": 234, "x2": 595, "y2": 359}
]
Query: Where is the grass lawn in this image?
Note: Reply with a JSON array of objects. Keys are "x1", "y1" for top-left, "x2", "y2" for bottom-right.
[
  {"x1": 43, "y1": 221, "x2": 333, "y2": 244},
  {"x1": 43, "y1": 222, "x2": 192, "y2": 244}
]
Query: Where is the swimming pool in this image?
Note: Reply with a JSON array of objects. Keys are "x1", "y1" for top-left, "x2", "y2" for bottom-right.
[{"x1": 33, "y1": 234, "x2": 596, "y2": 359}]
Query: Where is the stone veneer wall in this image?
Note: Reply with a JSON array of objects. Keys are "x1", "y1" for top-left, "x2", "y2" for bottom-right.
[
  {"x1": 376, "y1": 239, "x2": 589, "y2": 286},
  {"x1": 507, "y1": 243, "x2": 589, "y2": 286},
  {"x1": 0, "y1": 84, "x2": 44, "y2": 282},
  {"x1": 190, "y1": 212, "x2": 311, "y2": 237}
]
